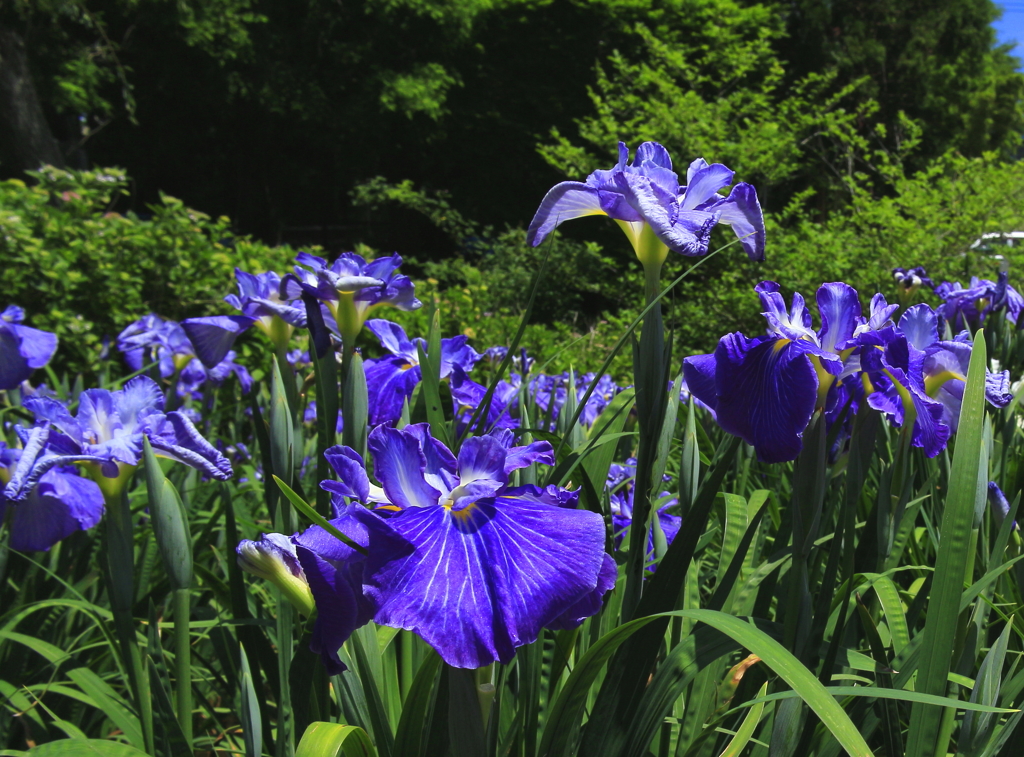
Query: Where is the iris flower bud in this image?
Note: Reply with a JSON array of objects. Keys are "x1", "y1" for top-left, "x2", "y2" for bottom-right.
[{"x1": 237, "y1": 533, "x2": 315, "y2": 617}]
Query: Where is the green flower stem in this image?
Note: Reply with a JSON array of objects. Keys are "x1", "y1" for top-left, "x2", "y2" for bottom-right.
[
  {"x1": 623, "y1": 273, "x2": 669, "y2": 619},
  {"x1": 100, "y1": 478, "x2": 155, "y2": 755},
  {"x1": 643, "y1": 258, "x2": 664, "y2": 306},
  {"x1": 0, "y1": 507, "x2": 10, "y2": 591},
  {"x1": 276, "y1": 590, "x2": 295, "y2": 757},
  {"x1": 173, "y1": 587, "x2": 193, "y2": 749},
  {"x1": 341, "y1": 348, "x2": 368, "y2": 460},
  {"x1": 308, "y1": 338, "x2": 339, "y2": 517},
  {"x1": 399, "y1": 631, "x2": 414, "y2": 704}
]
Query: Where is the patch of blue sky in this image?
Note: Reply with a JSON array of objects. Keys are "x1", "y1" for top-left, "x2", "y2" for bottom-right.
[{"x1": 994, "y1": 3, "x2": 1024, "y2": 67}]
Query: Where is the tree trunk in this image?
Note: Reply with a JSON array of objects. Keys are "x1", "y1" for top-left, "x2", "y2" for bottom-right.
[{"x1": 0, "y1": 24, "x2": 64, "y2": 174}]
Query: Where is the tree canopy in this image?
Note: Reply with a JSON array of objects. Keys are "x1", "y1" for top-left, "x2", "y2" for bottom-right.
[{"x1": 3, "y1": 0, "x2": 1024, "y2": 360}]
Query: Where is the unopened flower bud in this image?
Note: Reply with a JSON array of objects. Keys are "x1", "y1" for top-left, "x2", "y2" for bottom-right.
[{"x1": 237, "y1": 533, "x2": 315, "y2": 616}]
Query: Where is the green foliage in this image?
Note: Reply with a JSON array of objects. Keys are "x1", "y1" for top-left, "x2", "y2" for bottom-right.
[
  {"x1": 353, "y1": 177, "x2": 637, "y2": 378},
  {"x1": 784, "y1": 0, "x2": 1024, "y2": 165},
  {"x1": 5, "y1": 288, "x2": 1024, "y2": 755},
  {"x1": 538, "y1": 0, "x2": 808, "y2": 191},
  {"x1": 378, "y1": 62, "x2": 461, "y2": 120},
  {"x1": 0, "y1": 166, "x2": 294, "y2": 373}
]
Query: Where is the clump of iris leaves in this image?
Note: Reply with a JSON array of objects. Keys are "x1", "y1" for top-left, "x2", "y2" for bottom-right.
[{"x1": 3, "y1": 151, "x2": 1024, "y2": 757}]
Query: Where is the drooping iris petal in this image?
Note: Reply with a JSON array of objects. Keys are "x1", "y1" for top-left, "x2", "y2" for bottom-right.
[
  {"x1": 292, "y1": 505, "x2": 378, "y2": 675},
  {"x1": 358, "y1": 492, "x2": 608, "y2": 668},
  {"x1": 366, "y1": 320, "x2": 414, "y2": 357},
  {"x1": 322, "y1": 445, "x2": 371, "y2": 506},
  {"x1": 525, "y1": 182, "x2": 605, "y2": 246},
  {"x1": 365, "y1": 359, "x2": 422, "y2": 425},
  {"x1": 501, "y1": 440, "x2": 555, "y2": 474},
  {"x1": 0, "y1": 317, "x2": 58, "y2": 390},
  {"x1": 2, "y1": 326, "x2": 58, "y2": 386},
  {"x1": 546, "y1": 553, "x2": 617, "y2": 630},
  {"x1": 5, "y1": 468, "x2": 104, "y2": 551},
  {"x1": 681, "y1": 353, "x2": 719, "y2": 413},
  {"x1": 713, "y1": 183, "x2": 766, "y2": 262},
  {"x1": 867, "y1": 363, "x2": 950, "y2": 458},
  {"x1": 23, "y1": 396, "x2": 83, "y2": 444},
  {"x1": 181, "y1": 315, "x2": 257, "y2": 368},
  {"x1": 142, "y1": 412, "x2": 233, "y2": 480},
  {"x1": 712, "y1": 333, "x2": 820, "y2": 464},
  {"x1": 986, "y1": 370, "x2": 1013, "y2": 408},
  {"x1": 450, "y1": 367, "x2": 520, "y2": 432}
]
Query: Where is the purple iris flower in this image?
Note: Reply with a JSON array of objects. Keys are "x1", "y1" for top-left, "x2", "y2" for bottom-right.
[
  {"x1": 0, "y1": 442, "x2": 104, "y2": 551},
  {"x1": 683, "y1": 281, "x2": 860, "y2": 463},
  {"x1": 117, "y1": 314, "x2": 195, "y2": 377},
  {"x1": 363, "y1": 320, "x2": 480, "y2": 425},
  {"x1": 892, "y1": 267, "x2": 934, "y2": 294},
  {"x1": 287, "y1": 349, "x2": 313, "y2": 371},
  {"x1": 292, "y1": 503, "x2": 376, "y2": 674},
  {"x1": 281, "y1": 253, "x2": 421, "y2": 344},
  {"x1": 530, "y1": 372, "x2": 622, "y2": 430},
  {"x1": 606, "y1": 459, "x2": 680, "y2": 567},
  {"x1": 181, "y1": 269, "x2": 308, "y2": 368},
  {"x1": 297, "y1": 425, "x2": 615, "y2": 669},
  {"x1": 527, "y1": 142, "x2": 765, "y2": 267},
  {"x1": 237, "y1": 532, "x2": 316, "y2": 617},
  {"x1": 935, "y1": 273, "x2": 1024, "y2": 331},
  {"x1": 1, "y1": 306, "x2": 58, "y2": 390},
  {"x1": 450, "y1": 367, "x2": 521, "y2": 433},
  {"x1": 987, "y1": 482, "x2": 1016, "y2": 530},
  {"x1": 3, "y1": 376, "x2": 232, "y2": 501},
  {"x1": 481, "y1": 346, "x2": 535, "y2": 373},
  {"x1": 303, "y1": 400, "x2": 345, "y2": 434},
  {"x1": 483, "y1": 346, "x2": 508, "y2": 365},
  {"x1": 577, "y1": 373, "x2": 622, "y2": 426},
  {"x1": 530, "y1": 374, "x2": 566, "y2": 427},
  {"x1": 859, "y1": 304, "x2": 1012, "y2": 457},
  {"x1": 119, "y1": 315, "x2": 252, "y2": 399},
  {"x1": 178, "y1": 351, "x2": 253, "y2": 400}
]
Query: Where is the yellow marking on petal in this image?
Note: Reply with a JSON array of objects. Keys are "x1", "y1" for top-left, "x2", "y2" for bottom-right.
[
  {"x1": 450, "y1": 500, "x2": 479, "y2": 523},
  {"x1": 375, "y1": 504, "x2": 402, "y2": 512},
  {"x1": 861, "y1": 373, "x2": 875, "y2": 395},
  {"x1": 924, "y1": 370, "x2": 965, "y2": 397},
  {"x1": 773, "y1": 338, "x2": 792, "y2": 353},
  {"x1": 881, "y1": 368, "x2": 916, "y2": 422},
  {"x1": 809, "y1": 355, "x2": 835, "y2": 409}
]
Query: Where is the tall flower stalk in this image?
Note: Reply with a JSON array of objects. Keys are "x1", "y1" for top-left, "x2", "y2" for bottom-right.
[{"x1": 527, "y1": 142, "x2": 765, "y2": 613}]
